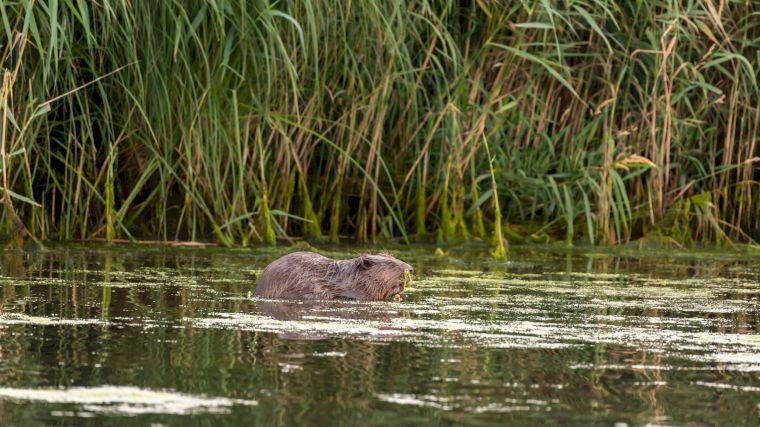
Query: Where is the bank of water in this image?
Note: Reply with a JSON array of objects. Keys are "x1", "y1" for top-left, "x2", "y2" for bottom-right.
[{"x1": 0, "y1": 244, "x2": 757, "y2": 426}]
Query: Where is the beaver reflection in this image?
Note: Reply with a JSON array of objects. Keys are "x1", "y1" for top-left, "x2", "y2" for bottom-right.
[
  {"x1": 255, "y1": 299, "x2": 401, "y2": 340},
  {"x1": 255, "y1": 252, "x2": 414, "y2": 301}
]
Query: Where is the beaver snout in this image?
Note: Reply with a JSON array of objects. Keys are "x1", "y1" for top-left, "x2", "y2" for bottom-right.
[
  {"x1": 386, "y1": 268, "x2": 414, "y2": 300},
  {"x1": 400, "y1": 267, "x2": 414, "y2": 289},
  {"x1": 401, "y1": 263, "x2": 414, "y2": 278}
]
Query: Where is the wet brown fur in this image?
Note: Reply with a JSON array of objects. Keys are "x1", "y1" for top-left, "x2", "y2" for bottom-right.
[{"x1": 255, "y1": 251, "x2": 414, "y2": 301}]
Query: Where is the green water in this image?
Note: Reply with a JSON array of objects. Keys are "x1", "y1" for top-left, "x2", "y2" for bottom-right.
[{"x1": 0, "y1": 244, "x2": 758, "y2": 426}]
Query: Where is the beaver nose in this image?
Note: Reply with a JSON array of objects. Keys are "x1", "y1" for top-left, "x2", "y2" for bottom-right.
[
  {"x1": 402, "y1": 263, "x2": 414, "y2": 274},
  {"x1": 399, "y1": 266, "x2": 413, "y2": 292}
]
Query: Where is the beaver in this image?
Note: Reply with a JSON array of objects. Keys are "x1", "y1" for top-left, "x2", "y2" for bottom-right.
[{"x1": 255, "y1": 251, "x2": 413, "y2": 301}]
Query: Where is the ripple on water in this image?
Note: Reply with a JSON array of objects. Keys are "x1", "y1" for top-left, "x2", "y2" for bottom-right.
[
  {"x1": 186, "y1": 306, "x2": 760, "y2": 362},
  {"x1": 0, "y1": 246, "x2": 758, "y2": 425},
  {"x1": 0, "y1": 386, "x2": 257, "y2": 416},
  {"x1": 0, "y1": 313, "x2": 103, "y2": 326},
  {"x1": 376, "y1": 393, "x2": 556, "y2": 414}
]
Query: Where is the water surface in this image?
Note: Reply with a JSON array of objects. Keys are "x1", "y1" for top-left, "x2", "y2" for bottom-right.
[{"x1": 0, "y1": 244, "x2": 758, "y2": 426}]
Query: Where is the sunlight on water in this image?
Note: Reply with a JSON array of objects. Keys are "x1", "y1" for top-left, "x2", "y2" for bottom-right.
[
  {"x1": 0, "y1": 386, "x2": 256, "y2": 416},
  {"x1": 186, "y1": 288, "x2": 760, "y2": 367},
  {"x1": 0, "y1": 313, "x2": 103, "y2": 326},
  {"x1": 0, "y1": 245, "x2": 757, "y2": 426}
]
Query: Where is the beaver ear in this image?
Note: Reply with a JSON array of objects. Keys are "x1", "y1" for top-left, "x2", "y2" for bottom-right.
[{"x1": 357, "y1": 255, "x2": 375, "y2": 270}]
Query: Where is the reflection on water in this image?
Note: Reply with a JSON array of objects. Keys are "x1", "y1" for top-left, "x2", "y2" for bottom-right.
[
  {"x1": 0, "y1": 386, "x2": 257, "y2": 416},
  {"x1": 0, "y1": 244, "x2": 758, "y2": 426}
]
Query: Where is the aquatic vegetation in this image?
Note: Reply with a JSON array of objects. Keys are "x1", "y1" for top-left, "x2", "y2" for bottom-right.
[{"x1": 0, "y1": 1, "x2": 759, "y2": 248}]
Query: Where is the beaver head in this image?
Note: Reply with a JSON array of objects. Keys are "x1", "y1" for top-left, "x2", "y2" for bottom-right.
[{"x1": 335, "y1": 254, "x2": 414, "y2": 301}]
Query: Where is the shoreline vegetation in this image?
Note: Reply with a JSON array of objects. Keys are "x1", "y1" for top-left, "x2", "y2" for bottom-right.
[{"x1": 1, "y1": 1, "x2": 759, "y2": 253}]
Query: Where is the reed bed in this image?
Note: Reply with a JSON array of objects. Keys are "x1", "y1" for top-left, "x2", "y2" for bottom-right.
[{"x1": 1, "y1": 0, "x2": 758, "y2": 249}]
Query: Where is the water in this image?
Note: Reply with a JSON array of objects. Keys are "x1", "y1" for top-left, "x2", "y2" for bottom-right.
[{"x1": 0, "y1": 244, "x2": 758, "y2": 426}]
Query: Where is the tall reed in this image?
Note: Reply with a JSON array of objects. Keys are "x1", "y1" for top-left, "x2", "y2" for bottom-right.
[{"x1": 1, "y1": 1, "x2": 758, "y2": 247}]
